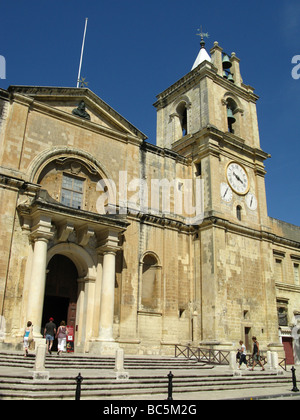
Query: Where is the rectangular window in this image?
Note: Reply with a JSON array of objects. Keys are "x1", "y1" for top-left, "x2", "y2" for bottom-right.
[
  {"x1": 61, "y1": 174, "x2": 84, "y2": 209},
  {"x1": 294, "y1": 263, "x2": 300, "y2": 285}
]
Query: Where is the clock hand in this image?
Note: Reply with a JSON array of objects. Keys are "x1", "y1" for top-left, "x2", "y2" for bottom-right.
[
  {"x1": 223, "y1": 187, "x2": 229, "y2": 198},
  {"x1": 233, "y1": 172, "x2": 244, "y2": 184}
]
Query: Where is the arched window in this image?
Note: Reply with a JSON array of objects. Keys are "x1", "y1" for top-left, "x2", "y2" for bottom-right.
[
  {"x1": 227, "y1": 98, "x2": 237, "y2": 134},
  {"x1": 176, "y1": 102, "x2": 188, "y2": 137},
  {"x1": 141, "y1": 254, "x2": 161, "y2": 310}
]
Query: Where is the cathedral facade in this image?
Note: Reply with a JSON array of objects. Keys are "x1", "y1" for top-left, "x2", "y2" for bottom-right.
[{"x1": 0, "y1": 40, "x2": 299, "y2": 361}]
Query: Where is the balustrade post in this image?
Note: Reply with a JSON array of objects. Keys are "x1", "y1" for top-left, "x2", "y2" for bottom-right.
[
  {"x1": 75, "y1": 373, "x2": 83, "y2": 400},
  {"x1": 291, "y1": 367, "x2": 299, "y2": 392},
  {"x1": 167, "y1": 371, "x2": 174, "y2": 400}
]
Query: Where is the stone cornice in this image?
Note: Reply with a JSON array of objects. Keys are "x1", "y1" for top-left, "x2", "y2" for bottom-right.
[
  {"x1": 0, "y1": 173, "x2": 40, "y2": 194},
  {"x1": 127, "y1": 211, "x2": 195, "y2": 234},
  {"x1": 276, "y1": 282, "x2": 300, "y2": 294},
  {"x1": 17, "y1": 191, "x2": 129, "y2": 234},
  {"x1": 199, "y1": 216, "x2": 300, "y2": 250},
  {"x1": 141, "y1": 141, "x2": 191, "y2": 166},
  {"x1": 172, "y1": 125, "x2": 270, "y2": 168}
]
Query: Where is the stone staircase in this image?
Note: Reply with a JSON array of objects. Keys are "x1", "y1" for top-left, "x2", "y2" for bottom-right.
[
  {"x1": 0, "y1": 351, "x2": 292, "y2": 400},
  {"x1": 0, "y1": 351, "x2": 208, "y2": 370}
]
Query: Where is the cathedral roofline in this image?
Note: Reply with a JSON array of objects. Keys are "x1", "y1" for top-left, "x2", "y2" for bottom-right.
[{"x1": 5, "y1": 85, "x2": 148, "y2": 142}]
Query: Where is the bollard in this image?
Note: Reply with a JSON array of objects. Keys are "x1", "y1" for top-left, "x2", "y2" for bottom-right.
[
  {"x1": 291, "y1": 367, "x2": 299, "y2": 392},
  {"x1": 75, "y1": 372, "x2": 83, "y2": 400},
  {"x1": 167, "y1": 371, "x2": 174, "y2": 400}
]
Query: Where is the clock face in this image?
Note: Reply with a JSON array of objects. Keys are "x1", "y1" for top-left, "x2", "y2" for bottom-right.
[
  {"x1": 220, "y1": 182, "x2": 233, "y2": 203},
  {"x1": 245, "y1": 192, "x2": 257, "y2": 211},
  {"x1": 226, "y1": 162, "x2": 249, "y2": 195}
]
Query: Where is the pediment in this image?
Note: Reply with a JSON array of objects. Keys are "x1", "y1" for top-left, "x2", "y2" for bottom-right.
[{"x1": 8, "y1": 86, "x2": 147, "y2": 141}]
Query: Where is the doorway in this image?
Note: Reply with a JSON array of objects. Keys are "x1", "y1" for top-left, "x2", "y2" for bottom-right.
[
  {"x1": 42, "y1": 254, "x2": 78, "y2": 350},
  {"x1": 245, "y1": 327, "x2": 251, "y2": 352}
]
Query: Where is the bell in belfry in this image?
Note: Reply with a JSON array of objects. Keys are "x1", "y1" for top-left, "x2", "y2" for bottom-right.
[
  {"x1": 227, "y1": 72, "x2": 234, "y2": 83},
  {"x1": 222, "y1": 54, "x2": 232, "y2": 69},
  {"x1": 227, "y1": 107, "x2": 236, "y2": 124}
]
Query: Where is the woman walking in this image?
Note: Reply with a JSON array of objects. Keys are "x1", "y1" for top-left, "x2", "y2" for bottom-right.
[
  {"x1": 56, "y1": 321, "x2": 68, "y2": 356},
  {"x1": 238, "y1": 340, "x2": 249, "y2": 369},
  {"x1": 23, "y1": 321, "x2": 33, "y2": 357}
]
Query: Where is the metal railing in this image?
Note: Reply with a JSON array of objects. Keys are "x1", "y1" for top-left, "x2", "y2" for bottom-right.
[
  {"x1": 175, "y1": 345, "x2": 287, "y2": 371},
  {"x1": 175, "y1": 345, "x2": 230, "y2": 365}
]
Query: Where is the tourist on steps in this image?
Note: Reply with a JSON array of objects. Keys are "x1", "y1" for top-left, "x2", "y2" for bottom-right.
[
  {"x1": 250, "y1": 336, "x2": 265, "y2": 371},
  {"x1": 44, "y1": 317, "x2": 56, "y2": 355}
]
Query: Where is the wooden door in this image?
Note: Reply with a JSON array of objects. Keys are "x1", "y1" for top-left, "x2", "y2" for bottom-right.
[
  {"x1": 67, "y1": 302, "x2": 77, "y2": 329},
  {"x1": 282, "y1": 337, "x2": 294, "y2": 365}
]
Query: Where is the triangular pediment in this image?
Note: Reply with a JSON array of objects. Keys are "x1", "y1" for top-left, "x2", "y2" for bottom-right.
[{"x1": 8, "y1": 86, "x2": 147, "y2": 141}]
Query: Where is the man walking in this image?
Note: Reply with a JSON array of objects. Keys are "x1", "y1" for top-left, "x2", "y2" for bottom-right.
[
  {"x1": 44, "y1": 317, "x2": 56, "y2": 355},
  {"x1": 250, "y1": 336, "x2": 265, "y2": 371}
]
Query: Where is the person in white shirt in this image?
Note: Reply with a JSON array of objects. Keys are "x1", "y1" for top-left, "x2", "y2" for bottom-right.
[{"x1": 238, "y1": 340, "x2": 249, "y2": 369}]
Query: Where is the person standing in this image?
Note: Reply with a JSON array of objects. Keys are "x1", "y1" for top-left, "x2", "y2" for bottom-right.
[
  {"x1": 237, "y1": 340, "x2": 248, "y2": 369},
  {"x1": 250, "y1": 336, "x2": 265, "y2": 371},
  {"x1": 23, "y1": 321, "x2": 33, "y2": 357},
  {"x1": 44, "y1": 317, "x2": 56, "y2": 355},
  {"x1": 56, "y1": 321, "x2": 68, "y2": 356}
]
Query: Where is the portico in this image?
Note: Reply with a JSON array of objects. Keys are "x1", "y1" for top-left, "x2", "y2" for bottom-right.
[{"x1": 18, "y1": 190, "x2": 128, "y2": 354}]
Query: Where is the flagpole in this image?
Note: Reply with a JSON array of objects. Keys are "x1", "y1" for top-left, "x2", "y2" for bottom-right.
[{"x1": 77, "y1": 18, "x2": 88, "y2": 88}]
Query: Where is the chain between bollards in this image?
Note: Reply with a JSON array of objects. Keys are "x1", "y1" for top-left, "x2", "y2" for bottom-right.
[
  {"x1": 75, "y1": 372, "x2": 83, "y2": 400},
  {"x1": 167, "y1": 371, "x2": 174, "y2": 400},
  {"x1": 291, "y1": 367, "x2": 299, "y2": 393}
]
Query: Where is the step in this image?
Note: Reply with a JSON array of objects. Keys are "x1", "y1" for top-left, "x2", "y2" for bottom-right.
[
  {"x1": 0, "y1": 352, "x2": 209, "y2": 370},
  {"x1": 0, "y1": 351, "x2": 292, "y2": 400},
  {"x1": 0, "y1": 378, "x2": 291, "y2": 400}
]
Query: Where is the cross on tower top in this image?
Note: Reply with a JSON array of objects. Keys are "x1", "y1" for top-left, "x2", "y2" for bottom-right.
[{"x1": 196, "y1": 26, "x2": 209, "y2": 48}]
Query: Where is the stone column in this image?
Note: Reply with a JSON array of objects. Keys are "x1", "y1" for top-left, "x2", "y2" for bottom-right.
[
  {"x1": 27, "y1": 220, "x2": 53, "y2": 339},
  {"x1": 98, "y1": 249, "x2": 117, "y2": 342},
  {"x1": 90, "y1": 228, "x2": 121, "y2": 355}
]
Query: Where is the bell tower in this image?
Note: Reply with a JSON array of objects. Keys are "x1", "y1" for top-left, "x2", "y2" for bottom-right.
[
  {"x1": 153, "y1": 37, "x2": 270, "y2": 228},
  {"x1": 154, "y1": 37, "x2": 278, "y2": 348}
]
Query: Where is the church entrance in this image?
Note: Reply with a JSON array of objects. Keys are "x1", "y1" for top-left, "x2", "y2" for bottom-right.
[{"x1": 42, "y1": 255, "x2": 78, "y2": 351}]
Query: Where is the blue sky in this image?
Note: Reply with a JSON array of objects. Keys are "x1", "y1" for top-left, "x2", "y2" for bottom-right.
[{"x1": 0, "y1": 0, "x2": 299, "y2": 226}]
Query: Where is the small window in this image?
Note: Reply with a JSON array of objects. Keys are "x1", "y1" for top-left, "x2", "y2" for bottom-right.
[
  {"x1": 236, "y1": 205, "x2": 242, "y2": 221},
  {"x1": 61, "y1": 174, "x2": 84, "y2": 209}
]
